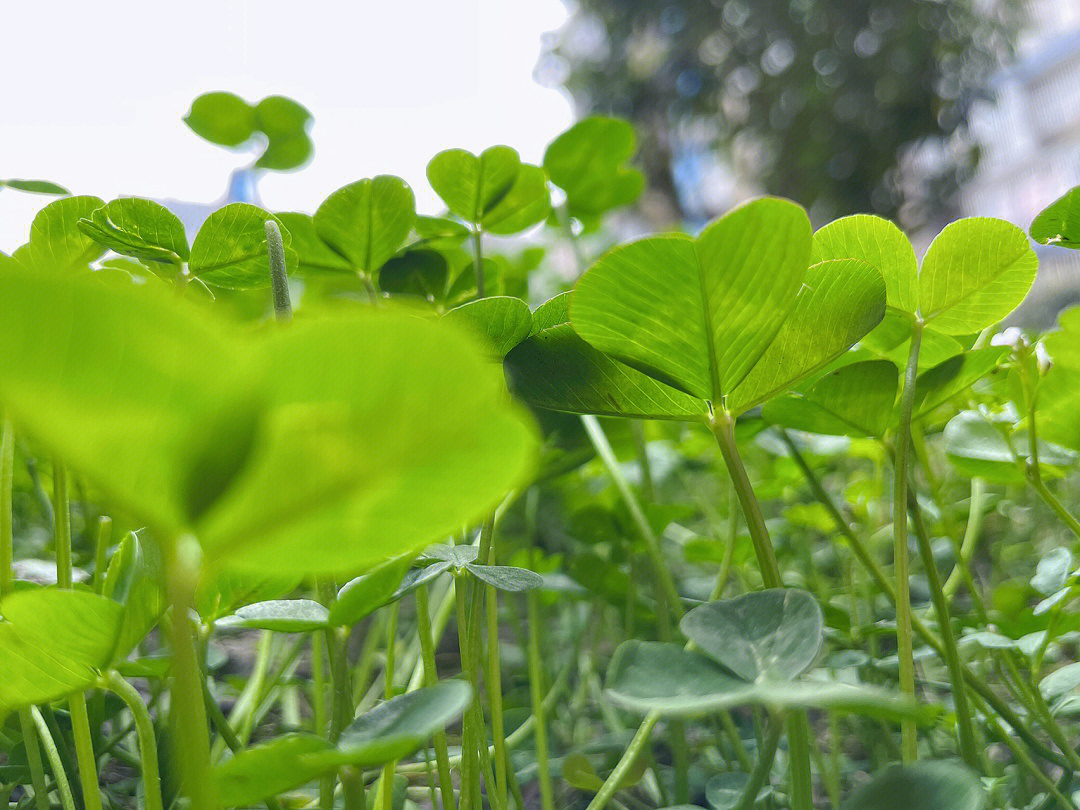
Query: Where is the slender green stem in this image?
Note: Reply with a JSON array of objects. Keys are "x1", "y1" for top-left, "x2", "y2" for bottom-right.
[
  {"x1": 455, "y1": 577, "x2": 481, "y2": 810},
  {"x1": 0, "y1": 419, "x2": 12, "y2": 594},
  {"x1": 379, "y1": 603, "x2": 400, "y2": 810},
  {"x1": 710, "y1": 413, "x2": 780, "y2": 589},
  {"x1": 581, "y1": 414, "x2": 683, "y2": 623},
  {"x1": 983, "y1": 713, "x2": 1076, "y2": 809},
  {"x1": 2, "y1": 419, "x2": 50, "y2": 810},
  {"x1": 165, "y1": 535, "x2": 214, "y2": 810},
  {"x1": 527, "y1": 589, "x2": 555, "y2": 810},
  {"x1": 471, "y1": 227, "x2": 485, "y2": 299},
  {"x1": 92, "y1": 516, "x2": 111, "y2": 594},
  {"x1": 53, "y1": 458, "x2": 104, "y2": 810},
  {"x1": 906, "y1": 491, "x2": 980, "y2": 767},
  {"x1": 943, "y1": 478, "x2": 985, "y2": 602},
  {"x1": 31, "y1": 706, "x2": 76, "y2": 810},
  {"x1": 312, "y1": 631, "x2": 327, "y2": 735},
  {"x1": 709, "y1": 415, "x2": 813, "y2": 810},
  {"x1": 733, "y1": 715, "x2": 783, "y2": 810},
  {"x1": 103, "y1": 672, "x2": 163, "y2": 810},
  {"x1": 584, "y1": 713, "x2": 660, "y2": 810},
  {"x1": 342, "y1": 767, "x2": 367, "y2": 810},
  {"x1": 892, "y1": 320, "x2": 923, "y2": 763},
  {"x1": 416, "y1": 584, "x2": 457, "y2": 810},
  {"x1": 265, "y1": 220, "x2": 292, "y2": 321},
  {"x1": 484, "y1": 548, "x2": 509, "y2": 807},
  {"x1": 786, "y1": 433, "x2": 1066, "y2": 768}
]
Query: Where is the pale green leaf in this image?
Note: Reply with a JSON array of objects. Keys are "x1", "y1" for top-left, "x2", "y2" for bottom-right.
[
  {"x1": 12, "y1": 196, "x2": 106, "y2": 273},
  {"x1": 919, "y1": 218, "x2": 1037, "y2": 333},
  {"x1": 810, "y1": 214, "x2": 918, "y2": 314},
  {"x1": 190, "y1": 203, "x2": 298, "y2": 289},
  {"x1": 444, "y1": 296, "x2": 533, "y2": 358}
]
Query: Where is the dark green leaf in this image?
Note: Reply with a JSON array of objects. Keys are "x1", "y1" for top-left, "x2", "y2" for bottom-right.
[
  {"x1": 274, "y1": 212, "x2": 352, "y2": 273},
  {"x1": 762, "y1": 360, "x2": 897, "y2": 438},
  {"x1": 840, "y1": 762, "x2": 986, "y2": 810},
  {"x1": 680, "y1": 589, "x2": 823, "y2": 681}
]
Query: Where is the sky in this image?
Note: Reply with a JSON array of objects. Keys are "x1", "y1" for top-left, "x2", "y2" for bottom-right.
[{"x1": 0, "y1": 0, "x2": 573, "y2": 252}]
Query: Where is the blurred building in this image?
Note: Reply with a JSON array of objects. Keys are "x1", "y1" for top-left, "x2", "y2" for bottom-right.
[{"x1": 962, "y1": 0, "x2": 1080, "y2": 324}]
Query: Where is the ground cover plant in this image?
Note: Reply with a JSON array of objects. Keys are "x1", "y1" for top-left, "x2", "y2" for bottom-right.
[{"x1": 2, "y1": 98, "x2": 1080, "y2": 810}]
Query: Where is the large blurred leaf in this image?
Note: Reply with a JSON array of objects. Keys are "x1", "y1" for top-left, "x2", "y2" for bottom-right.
[
  {"x1": 1031, "y1": 186, "x2": 1080, "y2": 249},
  {"x1": 919, "y1": 218, "x2": 1037, "y2": 334},
  {"x1": 210, "y1": 681, "x2": 472, "y2": 806},
  {"x1": 78, "y1": 197, "x2": 190, "y2": 266},
  {"x1": 427, "y1": 146, "x2": 520, "y2": 223},
  {"x1": 680, "y1": 589, "x2": 823, "y2": 682},
  {"x1": 314, "y1": 177, "x2": 416, "y2": 278},
  {"x1": 504, "y1": 294, "x2": 709, "y2": 421},
  {"x1": 0, "y1": 271, "x2": 255, "y2": 536},
  {"x1": 811, "y1": 214, "x2": 918, "y2": 314},
  {"x1": 12, "y1": 196, "x2": 106, "y2": 273},
  {"x1": 190, "y1": 203, "x2": 298, "y2": 289},
  {"x1": 605, "y1": 641, "x2": 932, "y2": 722},
  {"x1": 0, "y1": 589, "x2": 124, "y2": 714},
  {"x1": 0, "y1": 272, "x2": 538, "y2": 577},
  {"x1": 762, "y1": 360, "x2": 897, "y2": 437},
  {"x1": 840, "y1": 762, "x2": 987, "y2": 810},
  {"x1": 194, "y1": 309, "x2": 538, "y2": 576},
  {"x1": 544, "y1": 116, "x2": 644, "y2": 218}
]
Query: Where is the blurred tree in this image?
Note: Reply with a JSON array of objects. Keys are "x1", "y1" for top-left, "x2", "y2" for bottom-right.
[{"x1": 539, "y1": 0, "x2": 1025, "y2": 228}]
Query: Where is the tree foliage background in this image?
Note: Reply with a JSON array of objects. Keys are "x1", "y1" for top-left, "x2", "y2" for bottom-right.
[{"x1": 538, "y1": 0, "x2": 1026, "y2": 229}]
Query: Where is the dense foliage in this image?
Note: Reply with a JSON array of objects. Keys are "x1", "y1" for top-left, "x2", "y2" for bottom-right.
[{"x1": 1, "y1": 99, "x2": 1080, "y2": 810}]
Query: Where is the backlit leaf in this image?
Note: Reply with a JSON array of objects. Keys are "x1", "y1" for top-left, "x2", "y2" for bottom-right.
[
  {"x1": 314, "y1": 177, "x2": 416, "y2": 277},
  {"x1": 427, "y1": 147, "x2": 520, "y2": 223},
  {"x1": 190, "y1": 203, "x2": 298, "y2": 289},
  {"x1": 919, "y1": 218, "x2": 1037, "y2": 334},
  {"x1": 1031, "y1": 186, "x2": 1080, "y2": 249}
]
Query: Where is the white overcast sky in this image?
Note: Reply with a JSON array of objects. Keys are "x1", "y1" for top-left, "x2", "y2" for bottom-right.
[{"x1": 1, "y1": 0, "x2": 573, "y2": 252}]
